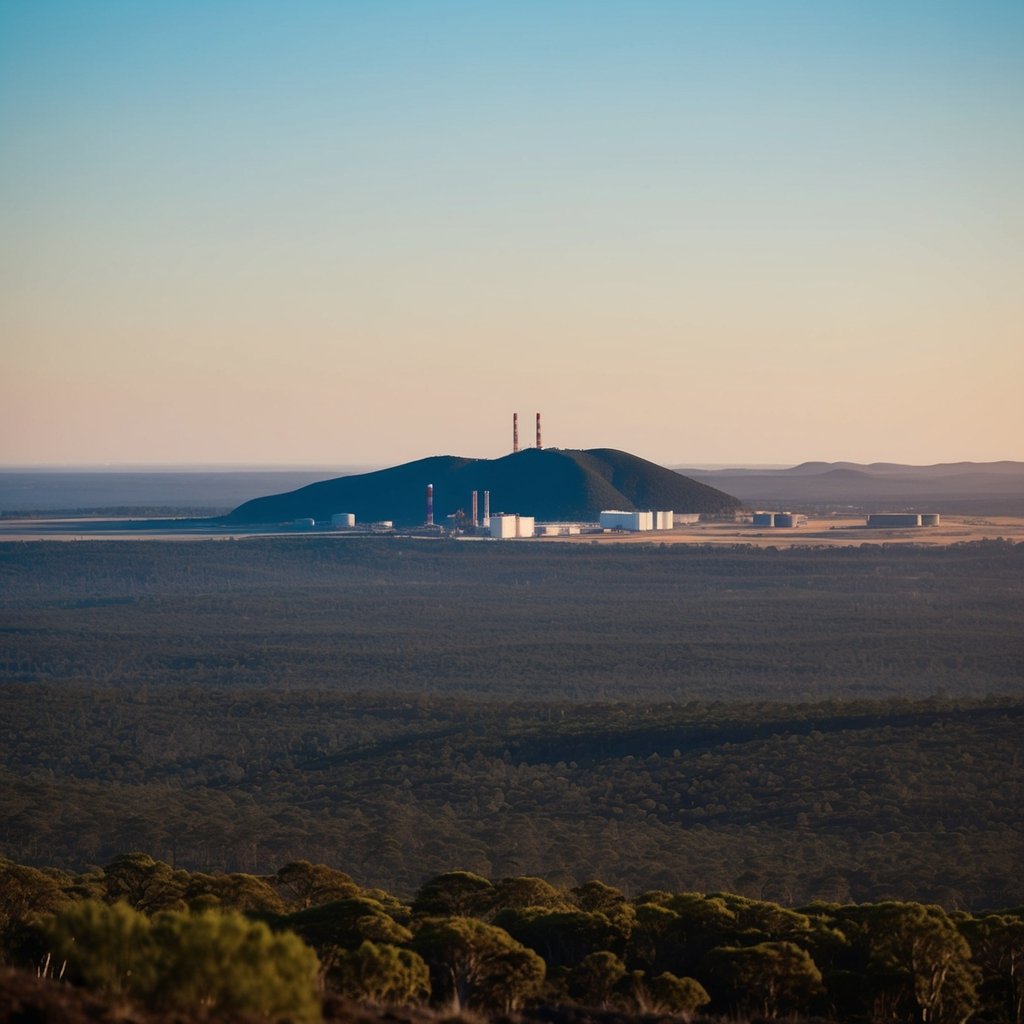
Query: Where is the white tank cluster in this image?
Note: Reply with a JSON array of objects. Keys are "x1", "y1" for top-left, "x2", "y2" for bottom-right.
[
  {"x1": 489, "y1": 513, "x2": 535, "y2": 539},
  {"x1": 600, "y1": 510, "x2": 675, "y2": 532}
]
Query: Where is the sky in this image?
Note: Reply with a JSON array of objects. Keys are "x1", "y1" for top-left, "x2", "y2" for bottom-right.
[{"x1": 1, "y1": 1, "x2": 1022, "y2": 468}]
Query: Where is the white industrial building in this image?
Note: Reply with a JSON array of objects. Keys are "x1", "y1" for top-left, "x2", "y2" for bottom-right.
[
  {"x1": 600, "y1": 510, "x2": 674, "y2": 532},
  {"x1": 535, "y1": 523, "x2": 583, "y2": 537},
  {"x1": 490, "y1": 514, "x2": 535, "y2": 539}
]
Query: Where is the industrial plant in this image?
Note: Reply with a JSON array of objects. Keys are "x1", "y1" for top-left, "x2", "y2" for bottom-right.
[
  {"x1": 227, "y1": 413, "x2": 744, "y2": 531},
  {"x1": 260, "y1": 413, "x2": 734, "y2": 539},
  {"x1": 211, "y1": 417, "x2": 985, "y2": 546}
]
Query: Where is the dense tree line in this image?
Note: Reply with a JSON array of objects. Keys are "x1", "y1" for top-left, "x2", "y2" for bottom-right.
[
  {"x1": 2, "y1": 854, "x2": 1021, "y2": 1022},
  {"x1": 1, "y1": 539, "x2": 1021, "y2": 922},
  {"x1": 1, "y1": 538, "x2": 1021, "y2": 700},
  {"x1": 2, "y1": 688, "x2": 1021, "y2": 907}
]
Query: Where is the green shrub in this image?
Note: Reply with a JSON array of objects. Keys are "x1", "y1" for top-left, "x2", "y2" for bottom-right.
[{"x1": 45, "y1": 900, "x2": 321, "y2": 1022}]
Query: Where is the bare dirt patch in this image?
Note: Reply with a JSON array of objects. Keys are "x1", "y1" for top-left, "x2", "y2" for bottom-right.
[{"x1": 561, "y1": 515, "x2": 1024, "y2": 549}]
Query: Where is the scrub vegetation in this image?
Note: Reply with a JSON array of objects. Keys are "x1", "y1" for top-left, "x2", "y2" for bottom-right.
[
  {"x1": 1, "y1": 536, "x2": 1021, "y2": 1020},
  {"x1": 1, "y1": 537, "x2": 1022, "y2": 904},
  {"x1": 1, "y1": 855, "x2": 1021, "y2": 1023}
]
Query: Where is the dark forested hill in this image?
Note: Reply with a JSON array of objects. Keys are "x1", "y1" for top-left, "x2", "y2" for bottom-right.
[{"x1": 224, "y1": 449, "x2": 741, "y2": 525}]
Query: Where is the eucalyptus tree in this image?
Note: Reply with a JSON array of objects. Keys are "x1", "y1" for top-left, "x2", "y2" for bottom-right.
[
  {"x1": 329, "y1": 939, "x2": 430, "y2": 1005},
  {"x1": 412, "y1": 916, "x2": 545, "y2": 1012}
]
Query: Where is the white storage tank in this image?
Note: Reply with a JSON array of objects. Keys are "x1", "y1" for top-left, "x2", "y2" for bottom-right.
[
  {"x1": 653, "y1": 510, "x2": 673, "y2": 530},
  {"x1": 294, "y1": 518, "x2": 316, "y2": 528},
  {"x1": 490, "y1": 514, "x2": 517, "y2": 539},
  {"x1": 920, "y1": 513, "x2": 941, "y2": 526},
  {"x1": 490, "y1": 514, "x2": 534, "y2": 539},
  {"x1": 331, "y1": 513, "x2": 356, "y2": 528}
]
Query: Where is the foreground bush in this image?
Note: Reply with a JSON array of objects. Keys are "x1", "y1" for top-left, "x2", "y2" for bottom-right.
[{"x1": 46, "y1": 900, "x2": 320, "y2": 1022}]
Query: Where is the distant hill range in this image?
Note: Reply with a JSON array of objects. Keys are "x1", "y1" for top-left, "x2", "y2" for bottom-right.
[
  {"x1": 225, "y1": 448, "x2": 742, "y2": 526},
  {"x1": 677, "y1": 461, "x2": 1024, "y2": 514}
]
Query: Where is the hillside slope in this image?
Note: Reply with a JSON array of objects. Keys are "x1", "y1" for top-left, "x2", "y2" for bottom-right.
[{"x1": 224, "y1": 449, "x2": 741, "y2": 526}]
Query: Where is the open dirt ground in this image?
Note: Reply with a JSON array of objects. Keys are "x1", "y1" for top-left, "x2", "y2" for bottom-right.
[{"x1": 561, "y1": 515, "x2": 1024, "y2": 548}]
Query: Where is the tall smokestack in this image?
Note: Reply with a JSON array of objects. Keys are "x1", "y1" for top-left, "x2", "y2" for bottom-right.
[
  {"x1": 426, "y1": 483, "x2": 434, "y2": 526},
  {"x1": 471, "y1": 490, "x2": 478, "y2": 528},
  {"x1": 483, "y1": 490, "x2": 490, "y2": 526},
  {"x1": 513, "y1": 412, "x2": 519, "y2": 453},
  {"x1": 536, "y1": 412, "x2": 541, "y2": 449}
]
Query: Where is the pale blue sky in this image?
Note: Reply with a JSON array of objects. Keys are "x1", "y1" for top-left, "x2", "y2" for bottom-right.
[{"x1": 2, "y1": 1, "x2": 1021, "y2": 466}]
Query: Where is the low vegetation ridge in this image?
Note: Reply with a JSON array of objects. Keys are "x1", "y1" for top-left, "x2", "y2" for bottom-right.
[
  {"x1": 224, "y1": 448, "x2": 742, "y2": 526},
  {"x1": 2, "y1": 854, "x2": 1020, "y2": 1024}
]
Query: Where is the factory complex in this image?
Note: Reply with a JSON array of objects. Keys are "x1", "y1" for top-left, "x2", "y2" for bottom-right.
[
  {"x1": 294, "y1": 502, "x2": 691, "y2": 539},
  {"x1": 286, "y1": 506, "x2": 951, "y2": 544},
  {"x1": 274, "y1": 414, "x2": 948, "y2": 541},
  {"x1": 289, "y1": 501, "x2": 950, "y2": 542},
  {"x1": 277, "y1": 415, "x2": 722, "y2": 538}
]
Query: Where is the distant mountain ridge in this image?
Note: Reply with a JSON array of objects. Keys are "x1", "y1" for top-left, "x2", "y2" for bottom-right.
[
  {"x1": 674, "y1": 461, "x2": 1024, "y2": 513},
  {"x1": 225, "y1": 448, "x2": 742, "y2": 526},
  {"x1": 697, "y1": 460, "x2": 1024, "y2": 478}
]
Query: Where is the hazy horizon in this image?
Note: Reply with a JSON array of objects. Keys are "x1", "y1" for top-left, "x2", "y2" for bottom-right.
[
  {"x1": 1, "y1": 455, "x2": 1020, "y2": 473},
  {"x1": 3, "y1": 2, "x2": 1022, "y2": 467}
]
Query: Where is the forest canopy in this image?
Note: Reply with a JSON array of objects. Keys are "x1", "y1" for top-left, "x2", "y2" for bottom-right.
[{"x1": 1, "y1": 538, "x2": 1021, "y2": 907}]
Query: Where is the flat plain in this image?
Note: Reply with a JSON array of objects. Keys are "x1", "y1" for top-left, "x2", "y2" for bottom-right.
[
  {"x1": 2, "y1": 513, "x2": 1024, "y2": 546},
  {"x1": 566, "y1": 515, "x2": 1024, "y2": 548}
]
